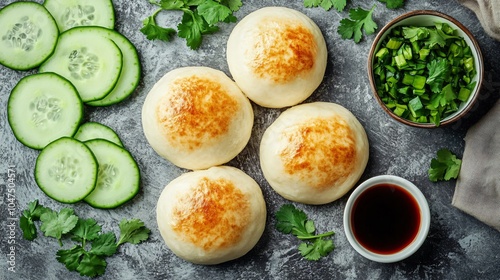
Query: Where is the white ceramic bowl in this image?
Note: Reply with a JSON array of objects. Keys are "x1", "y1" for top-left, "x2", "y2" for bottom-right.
[
  {"x1": 368, "y1": 10, "x2": 484, "y2": 128},
  {"x1": 343, "y1": 175, "x2": 431, "y2": 263}
]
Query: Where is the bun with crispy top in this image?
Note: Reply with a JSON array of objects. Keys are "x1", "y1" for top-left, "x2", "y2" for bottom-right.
[
  {"x1": 156, "y1": 166, "x2": 266, "y2": 264},
  {"x1": 141, "y1": 67, "x2": 253, "y2": 170},
  {"x1": 226, "y1": 7, "x2": 328, "y2": 108},
  {"x1": 259, "y1": 102, "x2": 369, "y2": 204}
]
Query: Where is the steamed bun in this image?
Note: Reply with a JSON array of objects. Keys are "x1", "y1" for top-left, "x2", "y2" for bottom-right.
[
  {"x1": 156, "y1": 166, "x2": 266, "y2": 265},
  {"x1": 259, "y1": 102, "x2": 369, "y2": 204},
  {"x1": 141, "y1": 67, "x2": 253, "y2": 170},
  {"x1": 226, "y1": 7, "x2": 327, "y2": 108}
]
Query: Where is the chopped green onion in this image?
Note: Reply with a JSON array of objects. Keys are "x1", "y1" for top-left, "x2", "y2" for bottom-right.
[{"x1": 373, "y1": 22, "x2": 477, "y2": 126}]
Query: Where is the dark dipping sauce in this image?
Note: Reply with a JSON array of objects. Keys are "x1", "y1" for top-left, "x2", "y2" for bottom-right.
[{"x1": 351, "y1": 183, "x2": 421, "y2": 255}]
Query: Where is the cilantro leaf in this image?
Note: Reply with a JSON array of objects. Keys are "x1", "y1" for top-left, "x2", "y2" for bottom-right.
[
  {"x1": 298, "y1": 238, "x2": 335, "y2": 261},
  {"x1": 304, "y1": 0, "x2": 347, "y2": 12},
  {"x1": 90, "y1": 232, "x2": 118, "y2": 257},
  {"x1": 71, "y1": 218, "x2": 101, "y2": 245},
  {"x1": 56, "y1": 246, "x2": 86, "y2": 272},
  {"x1": 117, "y1": 219, "x2": 151, "y2": 246},
  {"x1": 177, "y1": 10, "x2": 219, "y2": 50},
  {"x1": 142, "y1": 0, "x2": 241, "y2": 50},
  {"x1": 198, "y1": 0, "x2": 232, "y2": 25},
  {"x1": 338, "y1": 5, "x2": 377, "y2": 43},
  {"x1": 426, "y1": 58, "x2": 450, "y2": 93},
  {"x1": 275, "y1": 204, "x2": 335, "y2": 261},
  {"x1": 378, "y1": 0, "x2": 404, "y2": 9},
  {"x1": 40, "y1": 208, "x2": 78, "y2": 246},
  {"x1": 428, "y1": 149, "x2": 462, "y2": 182},
  {"x1": 221, "y1": 0, "x2": 242, "y2": 12},
  {"x1": 426, "y1": 28, "x2": 446, "y2": 48},
  {"x1": 77, "y1": 253, "x2": 107, "y2": 278},
  {"x1": 140, "y1": 12, "x2": 177, "y2": 42},
  {"x1": 275, "y1": 204, "x2": 310, "y2": 236},
  {"x1": 19, "y1": 200, "x2": 50, "y2": 241}
]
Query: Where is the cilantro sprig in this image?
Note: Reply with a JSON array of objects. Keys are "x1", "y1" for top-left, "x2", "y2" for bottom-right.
[
  {"x1": 141, "y1": 0, "x2": 242, "y2": 50},
  {"x1": 428, "y1": 149, "x2": 462, "y2": 182},
  {"x1": 378, "y1": 0, "x2": 404, "y2": 9},
  {"x1": 19, "y1": 200, "x2": 150, "y2": 278},
  {"x1": 275, "y1": 204, "x2": 335, "y2": 261},
  {"x1": 338, "y1": 4, "x2": 378, "y2": 43},
  {"x1": 304, "y1": 0, "x2": 404, "y2": 12},
  {"x1": 304, "y1": 0, "x2": 347, "y2": 12}
]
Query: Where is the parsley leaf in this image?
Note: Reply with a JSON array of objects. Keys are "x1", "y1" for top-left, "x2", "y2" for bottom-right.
[
  {"x1": 378, "y1": 0, "x2": 404, "y2": 9},
  {"x1": 304, "y1": 0, "x2": 347, "y2": 12},
  {"x1": 142, "y1": 0, "x2": 241, "y2": 50},
  {"x1": 19, "y1": 200, "x2": 50, "y2": 241},
  {"x1": 298, "y1": 237, "x2": 335, "y2": 261},
  {"x1": 275, "y1": 204, "x2": 310, "y2": 236},
  {"x1": 90, "y1": 232, "x2": 118, "y2": 256},
  {"x1": 338, "y1": 5, "x2": 377, "y2": 43},
  {"x1": 275, "y1": 204, "x2": 335, "y2": 261},
  {"x1": 117, "y1": 219, "x2": 151, "y2": 246},
  {"x1": 177, "y1": 10, "x2": 219, "y2": 50},
  {"x1": 56, "y1": 245, "x2": 86, "y2": 272},
  {"x1": 140, "y1": 12, "x2": 177, "y2": 41},
  {"x1": 426, "y1": 58, "x2": 450, "y2": 93},
  {"x1": 221, "y1": 0, "x2": 243, "y2": 12},
  {"x1": 19, "y1": 201, "x2": 151, "y2": 278},
  {"x1": 198, "y1": 0, "x2": 233, "y2": 25},
  {"x1": 71, "y1": 218, "x2": 101, "y2": 245},
  {"x1": 428, "y1": 149, "x2": 462, "y2": 182},
  {"x1": 40, "y1": 208, "x2": 78, "y2": 246},
  {"x1": 77, "y1": 253, "x2": 107, "y2": 278}
]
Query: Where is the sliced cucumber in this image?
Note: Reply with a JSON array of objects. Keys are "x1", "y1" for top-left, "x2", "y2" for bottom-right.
[
  {"x1": 44, "y1": 0, "x2": 115, "y2": 33},
  {"x1": 35, "y1": 137, "x2": 98, "y2": 203},
  {"x1": 74, "y1": 122, "x2": 123, "y2": 147},
  {"x1": 7, "y1": 73, "x2": 83, "y2": 150},
  {"x1": 0, "y1": 2, "x2": 58, "y2": 70},
  {"x1": 39, "y1": 26, "x2": 123, "y2": 103},
  {"x1": 83, "y1": 139, "x2": 140, "y2": 209},
  {"x1": 79, "y1": 27, "x2": 141, "y2": 107}
]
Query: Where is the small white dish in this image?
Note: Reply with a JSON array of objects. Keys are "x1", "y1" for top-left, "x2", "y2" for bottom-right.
[{"x1": 343, "y1": 175, "x2": 431, "y2": 263}]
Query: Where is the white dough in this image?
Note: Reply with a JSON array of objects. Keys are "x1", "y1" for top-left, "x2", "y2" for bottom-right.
[
  {"x1": 141, "y1": 67, "x2": 254, "y2": 170},
  {"x1": 226, "y1": 7, "x2": 328, "y2": 108},
  {"x1": 156, "y1": 166, "x2": 267, "y2": 265},
  {"x1": 260, "y1": 102, "x2": 369, "y2": 204}
]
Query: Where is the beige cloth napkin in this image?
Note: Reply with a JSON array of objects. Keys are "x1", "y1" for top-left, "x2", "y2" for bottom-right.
[
  {"x1": 458, "y1": 0, "x2": 500, "y2": 40},
  {"x1": 452, "y1": 100, "x2": 500, "y2": 232}
]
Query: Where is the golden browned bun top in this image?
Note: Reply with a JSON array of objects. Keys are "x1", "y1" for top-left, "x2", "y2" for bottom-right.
[
  {"x1": 226, "y1": 7, "x2": 327, "y2": 108},
  {"x1": 141, "y1": 67, "x2": 254, "y2": 170},
  {"x1": 279, "y1": 115, "x2": 356, "y2": 190},
  {"x1": 249, "y1": 16, "x2": 318, "y2": 84},
  {"x1": 156, "y1": 166, "x2": 266, "y2": 265},
  {"x1": 169, "y1": 176, "x2": 250, "y2": 251},
  {"x1": 259, "y1": 102, "x2": 369, "y2": 205},
  {"x1": 156, "y1": 75, "x2": 239, "y2": 151}
]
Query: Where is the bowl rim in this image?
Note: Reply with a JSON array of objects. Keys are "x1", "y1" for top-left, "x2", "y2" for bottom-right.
[
  {"x1": 367, "y1": 10, "x2": 484, "y2": 128},
  {"x1": 343, "y1": 175, "x2": 431, "y2": 263}
]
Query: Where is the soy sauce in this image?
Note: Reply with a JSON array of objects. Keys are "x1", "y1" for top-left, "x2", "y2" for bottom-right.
[{"x1": 351, "y1": 183, "x2": 421, "y2": 255}]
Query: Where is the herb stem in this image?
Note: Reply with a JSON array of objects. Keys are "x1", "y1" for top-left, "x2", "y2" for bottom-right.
[{"x1": 296, "y1": 231, "x2": 335, "y2": 240}]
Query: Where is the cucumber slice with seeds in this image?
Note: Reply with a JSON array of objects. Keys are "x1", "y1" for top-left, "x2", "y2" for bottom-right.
[
  {"x1": 74, "y1": 122, "x2": 123, "y2": 147},
  {"x1": 83, "y1": 139, "x2": 140, "y2": 209},
  {"x1": 39, "y1": 26, "x2": 123, "y2": 103},
  {"x1": 35, "y1": 137, "x2": 98, "y2": 204},
  {"x1": 0, "y1": 2, "x2": 58, "y2": 70},
  {"x1": 44, "y1": 0, "x2": 115, "y2": 32},
  {"x1": 7, "y1": 73, "x2": 83, "y2": 150},
  {"x1": 80, "y1": 27, "x2": 141, "y2": 107}
]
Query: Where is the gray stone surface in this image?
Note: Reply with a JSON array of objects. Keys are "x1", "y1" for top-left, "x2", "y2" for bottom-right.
[{"x1": 1, "y1": 0, "x2": 499, "y2": 279}]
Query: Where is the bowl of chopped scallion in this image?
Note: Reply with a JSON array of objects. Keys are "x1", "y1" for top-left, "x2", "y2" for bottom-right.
[{"x1": 368, "y1": 10, "x2": 483, "y2": 127}]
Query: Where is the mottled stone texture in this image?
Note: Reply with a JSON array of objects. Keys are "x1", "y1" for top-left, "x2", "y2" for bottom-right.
[{"x1": 1, "y1": 0, "x2": 499, "y2": 279}]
